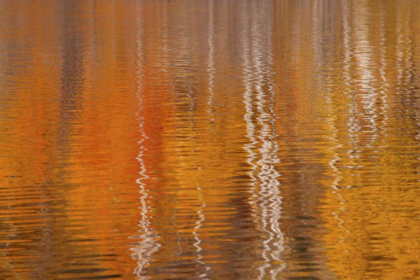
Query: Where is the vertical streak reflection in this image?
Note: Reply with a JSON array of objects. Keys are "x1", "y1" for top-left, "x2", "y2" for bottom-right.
[
  {"x1": 130, "y1": 4, "x2": 160, "y2": 278},
  {"x1": 193, "y1": 184, "x2": 210, "y2": 279},
  {"x1": 207, "y1": 0, "x2": 216, "y2": 126},
  {"x1": 242, "y1": 1, "x2": 285, "y2": 279},
  {"x1": 327, "y1": 0, "x2": 350, "y2": 247}
]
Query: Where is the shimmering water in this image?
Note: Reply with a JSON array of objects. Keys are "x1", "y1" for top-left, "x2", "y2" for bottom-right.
[{"x1": 1, "y1": 0, "x2": 420, "y2": 279}]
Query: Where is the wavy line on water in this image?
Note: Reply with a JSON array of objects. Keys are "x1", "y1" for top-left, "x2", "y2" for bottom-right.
[
  {"x1": 193, "y1": 186, "x2": 211, "y2": 279},
  {"x1": 241, "y1": 3, "x2": 286, "y2": 278},
  {"x1": 130, "y1": 5, "x2": 161, "y2": 278}
]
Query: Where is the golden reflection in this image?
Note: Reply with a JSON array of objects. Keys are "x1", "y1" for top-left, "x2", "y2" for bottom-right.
[
  {"x1": 0, "y1": 0, "x2": 420, "y2": 279},
  {"x1": 320, "y1": 1, "x2": 420, "y2": 279}
]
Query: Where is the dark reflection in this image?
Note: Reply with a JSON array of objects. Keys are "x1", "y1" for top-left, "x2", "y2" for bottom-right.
[
  {"x1": 59, "y1": 1, "x2": 85, "y2": 128},
  {"x1": 36, "y1": 2, "x2": 87, "y2": 279},
  {"x1": 56, "y1": 0, "x2": 85, "y2": 174}
]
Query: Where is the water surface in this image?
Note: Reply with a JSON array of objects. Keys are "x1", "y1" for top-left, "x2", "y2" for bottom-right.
[{"x1": 1, "y1": 0, "x2": 419, "y2": 279}]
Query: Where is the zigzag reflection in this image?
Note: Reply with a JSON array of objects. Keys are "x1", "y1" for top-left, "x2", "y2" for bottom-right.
[
  {"x1": 130, "y1": 6, "x2": 161, "y2": 278},
  {"x1": 242, "y1": 2, "x2": 285, "y2": 278}
]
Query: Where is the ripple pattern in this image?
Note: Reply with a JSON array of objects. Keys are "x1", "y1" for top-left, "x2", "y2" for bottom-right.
[{"x1": 0, "y1": 0, "x2": 419, "y2": 279}]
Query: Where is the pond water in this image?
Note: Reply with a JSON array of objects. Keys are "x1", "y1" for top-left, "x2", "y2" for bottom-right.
[{"x1": 0, "y1": 1, "x2": 419, "y2": 279}]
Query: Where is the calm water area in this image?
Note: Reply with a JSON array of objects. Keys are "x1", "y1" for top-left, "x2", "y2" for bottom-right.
[{"x1": 1, "y1": 1, "x2": 420, "y2": 279}]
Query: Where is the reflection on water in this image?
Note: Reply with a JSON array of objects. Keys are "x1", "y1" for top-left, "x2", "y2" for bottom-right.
[{"x1": 1, "y1": 0, "x2": 419, "y2": 279}]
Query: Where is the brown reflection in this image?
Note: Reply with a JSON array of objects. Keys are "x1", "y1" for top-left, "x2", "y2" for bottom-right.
[
  {"x1": 0, "y1": 1, "x2": 63, "y2": 278},
  {"x1": 1, "y1": 1, "x2": 143, "y2": 279}
]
